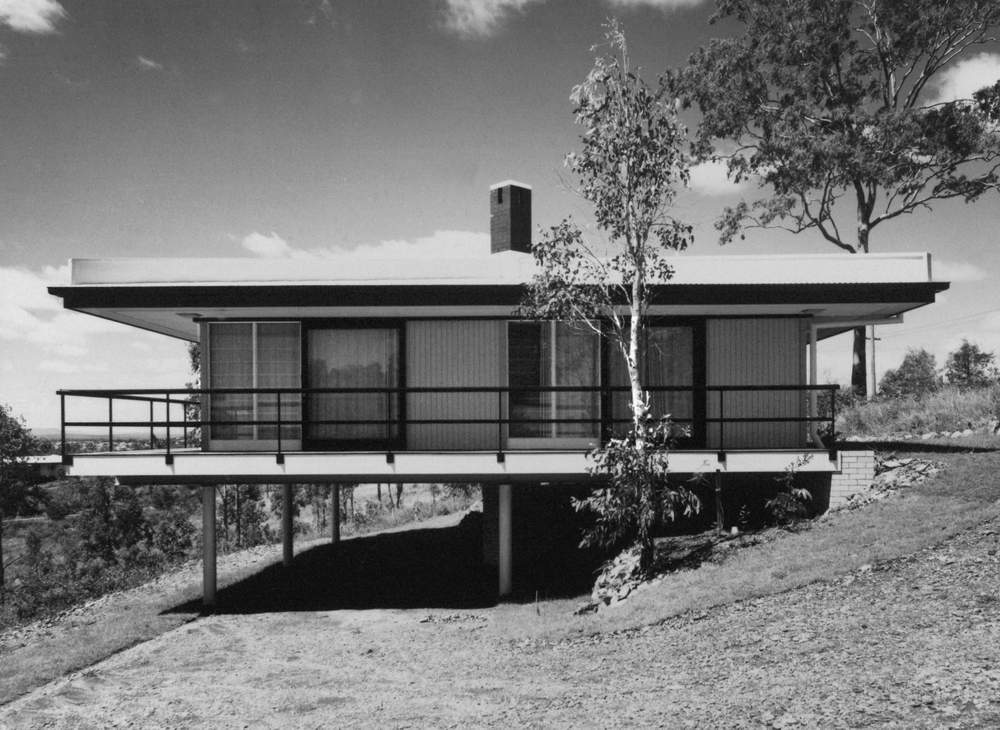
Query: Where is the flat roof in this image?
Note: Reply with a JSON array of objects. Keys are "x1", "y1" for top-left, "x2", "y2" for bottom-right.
[
  {"x1": 47, "y1": 253, "x2": 947, "y2": 342},
  {"x1": 61, "y1": 251, "x2": 937, "y2": 287}
]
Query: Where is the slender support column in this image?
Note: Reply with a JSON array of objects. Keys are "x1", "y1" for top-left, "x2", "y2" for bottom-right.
[
  {"x1": 282, "y1": 484, "x2": 293, "y2": 567},
  {"x1": 809, "y1": 324, "x2": 820, "y2": 446},
  {"x1": 714, "y1": 471, "x2": 724, "y2": 535},
  {"x1": 498, "y1": 483, "x2": 512, "y2": 597},
  {"x1": 202, "y1": 486, "x2": 216, "y2": 608},
  {"x1": 331, "y1": 484, "x2": 341, "y2": 544}
]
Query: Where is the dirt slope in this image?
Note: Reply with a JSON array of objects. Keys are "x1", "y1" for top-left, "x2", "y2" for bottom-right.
[{"x1": 2, "y1": 515, "x2": 998, "y2": 728}]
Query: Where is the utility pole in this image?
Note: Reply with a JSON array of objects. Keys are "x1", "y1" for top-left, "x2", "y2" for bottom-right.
[{"x1": 865, "y1": 325, "x2": 881, "y2": 401}]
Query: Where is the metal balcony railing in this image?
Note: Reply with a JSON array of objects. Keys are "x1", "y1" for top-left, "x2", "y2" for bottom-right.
[{"x1": 56, "y1": 384, "x2": 839, "y2": 465}]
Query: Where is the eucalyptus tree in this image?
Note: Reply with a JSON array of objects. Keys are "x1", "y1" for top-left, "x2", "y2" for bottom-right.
[
  {"x1": 519, "y1": 20, "x2": 693, "y2": 433},
  {"x1": 680, "y1": 0, "x2": 1000, "y2": 396},
  {"x1": 519, "y1": 22, "x2": 698, "y2": 570}
]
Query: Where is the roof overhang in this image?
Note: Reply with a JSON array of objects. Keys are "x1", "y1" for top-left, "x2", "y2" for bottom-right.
[{"x1": 47, "y1": 281, "x2": 949, "y2": 342}]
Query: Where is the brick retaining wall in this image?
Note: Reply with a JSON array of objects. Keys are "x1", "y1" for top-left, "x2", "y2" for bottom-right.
[{"x1": 829, "y1": 450, "x2": 876, "y2": 508}]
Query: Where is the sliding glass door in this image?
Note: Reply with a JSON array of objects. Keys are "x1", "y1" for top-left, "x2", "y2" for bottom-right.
[
  {"x1": 305, "y1": 324, "x2": 402, "y2": 448},
  {"x1": 508, "y1": 322, "x2": 601, "y2": 443},
  {"x1": 207, "y1": 322, "x2": 301, "y2": 444}
]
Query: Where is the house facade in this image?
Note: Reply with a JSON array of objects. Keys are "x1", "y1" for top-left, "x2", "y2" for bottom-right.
[{"x1": 48, "y1": 182, "x2": 947, "y2": 603}]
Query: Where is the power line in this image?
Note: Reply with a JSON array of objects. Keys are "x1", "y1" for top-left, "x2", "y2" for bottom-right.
[{"x1": 879, "y1": 305, "x2": 1000, "y2": 339}]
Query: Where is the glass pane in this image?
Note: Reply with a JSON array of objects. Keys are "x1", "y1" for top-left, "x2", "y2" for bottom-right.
[
  {"x1": 508, "y1": 322, "x2": 599, "y2": 439},
  {"x1": 209, "y1": 323, "x2": 253, "y2": 440},
  {"x1": 554, "y1": 323, "x2": 600, "y2": 438},
  {"x1": 307, "y1": 328, "x2": 398, "y2": 442},
  {"x1": 508, "y1": 323, "x2": 548, "y2": 437},
  {"x1": 646, "y1": 326, "x2": 694, "y2": 427},
  {"x1": 256, "y1": 323, "x2": 301, "y2": 440}
]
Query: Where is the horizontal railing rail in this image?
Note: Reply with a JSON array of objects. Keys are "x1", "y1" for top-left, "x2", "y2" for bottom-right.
[{"x1": 56, "y1": 384, "x2": 839, "y2": 465}]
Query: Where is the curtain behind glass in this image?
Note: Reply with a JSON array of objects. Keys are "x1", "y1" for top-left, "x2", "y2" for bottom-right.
[
  {"x1": 509, "y1": 322, "x2": 599, "y2": 439},
  {"x1": 307, "y1": 328, "x2": 398, "y2": 442},
  {"x1": 256, "y1": 323, "x2": 301, "y2": 440},
  {"x1": 209, "y1": 323, "x2": 253, "y2": 440},
  {"x1": 554, "y1": 323, "x2": 600, "y2": 438}
]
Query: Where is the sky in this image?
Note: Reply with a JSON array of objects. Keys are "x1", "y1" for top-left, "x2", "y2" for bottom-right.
[{"x1": 1, "y1": 0, "x2": 999, "y2": 430}]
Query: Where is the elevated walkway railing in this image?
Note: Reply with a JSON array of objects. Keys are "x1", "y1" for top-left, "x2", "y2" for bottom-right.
[{"x1": 56, "y1": 384, "x2": 839, "y2": 465}]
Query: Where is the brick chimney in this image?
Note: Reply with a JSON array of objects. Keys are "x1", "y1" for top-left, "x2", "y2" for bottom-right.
[{"x1": 489, "y1": 180, "x2": 532, "y2": 254}]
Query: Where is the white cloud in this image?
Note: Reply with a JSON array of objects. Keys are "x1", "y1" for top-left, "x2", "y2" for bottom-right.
[
  {"x1": 237, "y1": 229, "x2": 491, "y2": 261},
  {"x1": 440, "y1": 0, "x2": 543, "y2": 38},
  {"x1": 38, "y1": 359, "x2": 80, "y2": 374},
  {"x1": 136, "y1": 55, "x2": 164, "y2": 72},
  {"x1": 0, "y1": 264, "x2": 122, "y2": 354},
  {"x1": 606, "y1": 0, "x2": 704, "y2": 9},
  {"x1": 928, "y1": 53, "x2": 1000, "y2": 105},
  {"x1": 687, "y1": 160, "x2": 748, "y2": 197},
  {"x1": 241, "y1": 231, "x2": 294, "y2": 258},
  {"x1": 0, "y1": 0, "x2": 65, "y2": 34},
  {"x1": 932, "y1": 259, "x2": 989, "y2": 283}
]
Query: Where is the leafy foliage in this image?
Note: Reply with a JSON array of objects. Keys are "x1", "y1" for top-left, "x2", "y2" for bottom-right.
[
  {"x1": 945, "y1": 339, "x2": 996, "y2": 389},
  {"x1": 765, "y1": 455, "x2": 813, "y2": 525},
  {"x1": 575, "y1": 418, "x2": 700, "y2": 572},
  {"x1": 679, "y1": 0, "x2": 1000, "y2": 393},
  {"x1": 879, "y1": 348, "x2": 940, "y2": 399}
]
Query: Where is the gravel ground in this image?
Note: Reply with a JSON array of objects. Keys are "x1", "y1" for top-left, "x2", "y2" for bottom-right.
[{"x1": 2, "y1": 514, "x2": 998, "y2": 728}]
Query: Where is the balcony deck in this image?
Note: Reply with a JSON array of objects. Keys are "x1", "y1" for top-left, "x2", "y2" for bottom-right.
[
  {"x1": 61, "y1": 447, "x2": 842, "y2": 483},
  {"x1": 56, "y1": 384, "x2": 840, "y2": 482}
]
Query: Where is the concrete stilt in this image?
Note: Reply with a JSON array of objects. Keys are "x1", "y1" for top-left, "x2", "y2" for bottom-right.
[
  {"x1": 202, "y1": 486, "x2": 216, "y2": 608},
  {"x1": 282, "y1": 484, "x2": 293, "y2": 567},
  {"x1": 714, "y1": 470, "x2": 725, "y2": 534},
  {"x1": 331, "y1": 484, "x2": 341, "y2": 543},
  {"x1": 498, "y1": 483, "x2": 512, "y2": 597}
]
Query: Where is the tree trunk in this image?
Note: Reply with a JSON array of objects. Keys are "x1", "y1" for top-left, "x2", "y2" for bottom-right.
[
  {"x1": 851, "y1": 326, "x2": 867, "y2": 398},
  {"x1": 235, "y1": 486, "x2": 242, "y2": 548},
  {"x1": 851, "y1": 226, "x2": 871, "y2": 399},
  {"x1": 0, "y1": 508, "x2": 5, "y2": 601},
  {"x1": 627, "y1": 280, "x2": 645, "y2": 436}
]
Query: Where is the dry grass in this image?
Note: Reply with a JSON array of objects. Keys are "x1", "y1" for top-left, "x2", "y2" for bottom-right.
[
  {"x1": 487, "y1": 449, "x2": 1000, "y2": 641},
  {"x1": 838, "y1": 385, "x2": 1000, "y2": 437}
]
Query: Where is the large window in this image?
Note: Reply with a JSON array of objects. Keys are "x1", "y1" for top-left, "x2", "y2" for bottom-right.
[
  {"x1": 508, "y1": 322, "x2": 600, "y2": 439},
  {"x1": 305, "y1": 326, "x2": 401, "y2": 445},
  {"x1": 208, "y1": 322, "x2": 301, "y2": 441}
]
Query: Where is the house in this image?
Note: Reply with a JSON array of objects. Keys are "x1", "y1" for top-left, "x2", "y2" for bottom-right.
[{"x1": 47, "y1": 182, "x2": 948, "y2": 604}]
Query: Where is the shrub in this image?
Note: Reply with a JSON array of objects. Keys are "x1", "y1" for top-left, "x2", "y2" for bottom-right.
[
  {"x1": 574, "y1": 418, "x2": 700, "y2": 573},
  {"x1": 765, "y1": 456, "x2": 812, "y2": 525},
  {"x1": 879, "y1": 348, "x2": 940, "y2": 399}
]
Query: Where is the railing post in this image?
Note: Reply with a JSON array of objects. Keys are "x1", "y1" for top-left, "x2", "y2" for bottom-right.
[
  {"x1": 717, "y1": 389, "x2": 726, "y2": 462},
  {"x1": 385, "y1": 389, "x2": 394, "y2": 463},
  {"x1": 108, "y1": 397, "x2": 114, "y2": 453},
  {"x1": 829, "y1": 386, "x2": 838, "y2": 460},
  {"x1": 496, "y1": 389, "x2": 504, "y2": 463},
  {"x1": 149, "y1": 400, "x2": 155, "y2": 449},
  {"x1": 165, "y1": 393, "x2": 173, "y2": 465},
  {"x1": 276, "y1": 391, "x2": 284, "y2": 464},
  {"x1": 182, "y1": 403, "x2": 188, "y2": 449},
  {"x1": 60, "y1": 393, "x2": 69, "y2": 465}
]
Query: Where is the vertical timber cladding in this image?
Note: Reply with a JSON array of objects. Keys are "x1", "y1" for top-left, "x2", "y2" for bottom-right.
[
  {"x1": 405, "y1": 320, "x2": 506, "y2": 450},
  {"x1": 706, "y1": 318, "x2": 806, "y2": 449}
]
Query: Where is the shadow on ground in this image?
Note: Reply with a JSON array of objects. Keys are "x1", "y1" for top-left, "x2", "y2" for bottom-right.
[{"x1": 165, "y1": 514, "x2": 496, "y2": 615}]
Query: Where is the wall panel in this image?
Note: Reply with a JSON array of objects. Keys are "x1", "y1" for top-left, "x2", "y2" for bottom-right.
[
  {"x1": 406, "y1": 320, "x2": 505, "y2": 450},
  {"x1": 706, "y1": 318, "x2": 806, "y2": 448}
]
